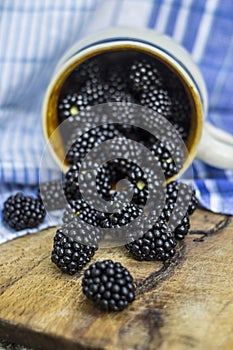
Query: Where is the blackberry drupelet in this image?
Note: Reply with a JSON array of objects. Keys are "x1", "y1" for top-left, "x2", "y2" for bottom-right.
[
  {"x1": 82, "y1": 260, "x2": 135, "y2": 311},
  {"x1": 51, "y1": 223, "x2": 98, "y2": 275},
  {"x1": 2, "y1": 193, "x2": 46, "y2": 231},
  {"x1": 38, "y1": 180, "x2": 66, "y2": 211},
  {"x1": 129, "y1": 59, "x2": 163, "y2": 92},
  {"x1": 125, "y1": 219, "x2": 177, "y2": 261}
]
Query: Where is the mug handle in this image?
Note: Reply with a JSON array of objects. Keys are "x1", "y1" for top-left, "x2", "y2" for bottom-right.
[{"x1": 196, "y1": 122, "x2": 233, "y2": 169}]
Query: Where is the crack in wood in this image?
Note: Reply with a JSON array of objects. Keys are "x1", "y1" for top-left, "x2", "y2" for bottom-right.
[
  {"x1": 136, "y1": 215, "x2": 231, "y2": 295},
  {"x1": 136, "y1": 242, "x2": 185, "y2": 296},
  {"x1": 189, "y1": 215, "x2": 231, "y2": 242}
]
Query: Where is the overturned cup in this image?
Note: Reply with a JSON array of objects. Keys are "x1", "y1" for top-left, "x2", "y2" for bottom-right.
[{"x1": 42, "y1": 27, "x2": 233, "y2": 174}]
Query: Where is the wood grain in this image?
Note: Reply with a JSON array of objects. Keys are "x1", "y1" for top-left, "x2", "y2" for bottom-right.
[{"x1": 0, "y1": 209, "x2": 233, "y2": 350}]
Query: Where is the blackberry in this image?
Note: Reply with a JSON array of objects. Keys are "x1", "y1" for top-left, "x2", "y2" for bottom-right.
[
  {"x1": 100, "y1": 202, "x2": 142, "y2": 229},
  {"x1": 66, "y1": 123, "x2": 121, "y2": 165},
  {"x1": 171, "y1": 213, "x2": 190, "y2": 241},
  {"x1": 58, "y1": 82, "x2": 110, "y2": 126},
  {"x1": 57, "y1": 93, "x2": 87, "y2": 124},
  {"x1": 51, "y1": 223, "x2": 98, "y2": 275},
  {"x1": 38, "y1": 180, "x2": 66, "y2": 211},
  {"x1": 126, "y1": 219, "x2": 177, "y2": 261},
  {"x1": 96, "y1": 166, "x2": 112, "y2": 201},
  {"x1": 2, "y1": 193, "x2": 46, "y2": 231},
  {"x1": 151, "y1": 141, "x2": 183, "y2": 178},
  {"x1": 168, "y1": 93, "x2": 191, "y2": 142},
  {"x1": 96, "y1": 158, "x2": 149, "y2": 207},
  {"x1": 64, "y1": 163, "x2": 81, "y2": 203},
  {"x1": 72, "y1": 58, "x2": 101, "y2": 85},
  {"x1": 129, "y1": 59, "x2": 163, "y2": 92},
  {"x1": 140, "y1": 87, "x2": 172, "y2": 118},
  {"x1": 62, "y1": 204, "x2": 104, "y2": 245},
  {"x1": 62, "y1": 203, "x2": 78, "y2": 225},
  {"x1": 66, "y1": 198, "x2": 105, "y2": 227},
  {"x1": 160, "y1": 201, "x2": 175, "y2": 222},
  {"x1": 82, "y1": 260, "x2": 135, "y2": 311},
  {"x1": 107, "y1": 72, "x2": 134, "y2": 103},
  {"x1": 80, "y1": 80, "x2": 109, "y2": 105},
  {"x1": 64, "y1": 160, "x2": 110, "y2": 205},
  {"x1": 159, "y1": 199, "x2": 190, "y2": 241},
  {"x1": 166, "y1": 181, "x2": 198, "y2": 215},
  {"x1": 188, "y1": 192, "x2": 199, "y2": 215}
]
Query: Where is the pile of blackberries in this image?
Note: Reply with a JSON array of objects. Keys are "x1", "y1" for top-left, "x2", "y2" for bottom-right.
[{"x1": 1, "y1": 55, "x2": 199, "y2": 312}]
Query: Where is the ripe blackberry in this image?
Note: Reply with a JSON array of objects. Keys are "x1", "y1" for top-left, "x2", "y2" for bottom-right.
[
  {"x1": 64, "y1": 163, "x2": 81, "y2": 203},
  {"x1": 167, "y1": 93, "x2": 191, "y2": 142},
  {"x1": 140, "y1": 87, "x2": 172, "y2": 117},
  {"x1": 62, "y1": 205, "x2": 104, "y2": 244},
  {"x1": 62, "y1": 203, "x2": 78, "y2": 225},
  {"x1": 38, "y1": 180, "x2": 66, "y2": 211},
  {"x1": 107, "y1": 72, "x2": 134, "y2": 103},
  {"x1": 80, "y1": 80, "x2": 109, "y2": 105},
  {"x1": 160, "y1": 201, "x2": 175, "y2": 222},
  {"x1": 129, "y1": 59, "x2": 163, "y2": 92},
  {"x1": 159, "y1": 199, "x2": 190, "y2": 241},
  {"x1": 57, "y1": 93, "x2": 88, "y2": 124},
  {"x1": 151, "y1": 141, "x2": 183, "y2": 178},
  {"x1": 96, "y1": 158, "x2": 149, "y2": 207},
  {"x1": 82, "y1": 260, "x2": 135, "y2": 311},
  {"x1": 125, "y1": 219, "x2": 177, "y2": 261},
  {"x1": 51, "y1": 223, "x2": 98, "y2": 275},
  {"x1": 96, "y1": 166, "x2": 112, "y2": 201},
  {"x1": 171, "y1": 214, "x2": 190, "y2": 241},
  {"x1": 100, "y1": 202, "x2": 142, "y2": 229},
  {"x1": 166, "y1": 181, "x2": 198, "y2": 215},
  {"x1": 72, "y1": 58, "x2": 101, "y2": 85},
  {"x1": 66, "y1": 123, "x2": 121, "y2": 165},
  {"x1": 2, "y1": 193, "x2": 46, "y2": 231}
]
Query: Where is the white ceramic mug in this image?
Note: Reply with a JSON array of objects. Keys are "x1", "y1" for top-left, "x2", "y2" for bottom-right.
[{"x1": 42, "y1": 27, "x2": 233, "y2": 171}]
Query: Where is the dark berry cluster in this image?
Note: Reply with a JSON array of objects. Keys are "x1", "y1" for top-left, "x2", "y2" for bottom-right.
[
  {"x1": 51, "y1": 224, "x2": 98, "y2": 275},
  {"x1": 125, "y1": 219, "x2": 176, "y2": 261},
  {"x1": 2, "y1": 193, "x2": 46, "y2": 231},
  {"x1": 129, "y1": 59, "x2": 163, "y2": 91},
  {"x1": 66, "y1": 123, "x2": 122, "y2": 165},
  {"x1": 166, "y1": 181, "x2": 199, "y2": 215},
  {"x1": 57, "y1": 52, "x2": 191, "y2": 145},
  {"x1": 82, "y1": 260, "x2": 135, "y2": 311}
]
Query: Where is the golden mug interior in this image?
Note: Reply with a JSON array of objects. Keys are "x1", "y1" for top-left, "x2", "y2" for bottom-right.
[{"x1": 42, "y1": 42, "x2": 203, "y2": 180}]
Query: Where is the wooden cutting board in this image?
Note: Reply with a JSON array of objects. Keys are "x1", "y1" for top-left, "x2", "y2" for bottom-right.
[{"x1": 0, "y1": 209, "x2": 233, "y2": 350}]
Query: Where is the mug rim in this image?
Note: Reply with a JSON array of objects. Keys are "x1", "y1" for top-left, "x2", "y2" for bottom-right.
[{"x1": 42, "y1": 39, "x2": 203, "y2": 179}]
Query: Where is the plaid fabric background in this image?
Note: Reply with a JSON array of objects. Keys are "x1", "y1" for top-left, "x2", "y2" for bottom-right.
[{"x1": 0, "y1": 0, "x2": 233, "y2": 244}]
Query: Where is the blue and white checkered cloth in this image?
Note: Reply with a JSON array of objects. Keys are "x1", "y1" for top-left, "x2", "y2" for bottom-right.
[{"x1": 1, "y1": 0, "x2": 233, "y2": 244}]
